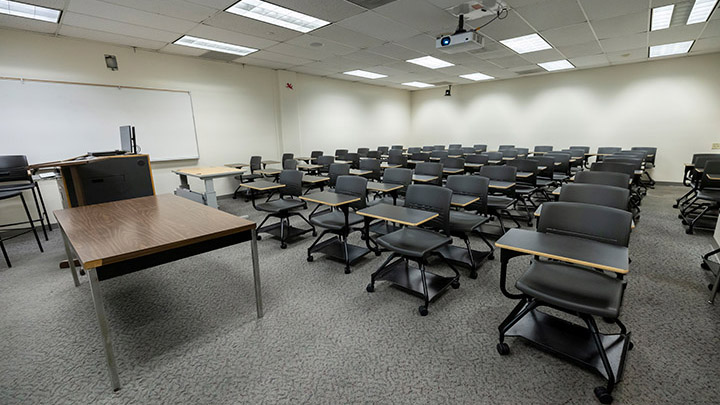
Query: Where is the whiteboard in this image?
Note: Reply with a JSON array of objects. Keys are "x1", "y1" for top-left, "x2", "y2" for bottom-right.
[{"x1": 0, "y1": 78, "x2": 199, "y2": 164}]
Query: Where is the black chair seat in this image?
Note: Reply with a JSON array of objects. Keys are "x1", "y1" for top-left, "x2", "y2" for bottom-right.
[
  {"x1": 536, "y1": 178, "x2": 554, "y2": 187},
  {"x1": 516, "y1": 260, "x2": 624, "y2": 319},
  {"x1": 238, "y1": 173, "x2": 262, "y2": 181},
  {"x1": 449, "y1": 211, "x2": 489, "y2": 233},
  {"x1": 487, "y1": 195, "x2": 515, "y2": 209},
  {"x1": 515, "y1": 185, "x2": 537, "y2": 194},
  {"x1": 255, "y1": 198, "x2": 305, "y2": 212},
  {"x1": 0, "y1": 182, "x2": 35, "y2": 192},
  {"x1": 377, "y1": 227, "x2": 451, "y2": 258},
  {"x1": 697, "y1": 189, "x2": 720, "y2": 202},
  {"x1": 0, "y1": 189, "x2": 23, "y2": 201},
  {"x1": 310, "y1": 210, "x2": 363, "y2": 230},
  {"x1": 553, "y1": 173, "x2": 569, "y2": 181},
  {"x1": 369, "y1": 196, "x2": 404, "y2": 206}
]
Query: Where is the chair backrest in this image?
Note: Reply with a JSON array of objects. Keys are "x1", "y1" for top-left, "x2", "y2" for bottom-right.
[
  {"x1": 281, "y1": 153, "x2": 294, "y2": 164},
  {"x1": 597, "y1": 147, "x2": 622, "y2": 155},
  {"x1": 484, "y1": 151, "x2": 503, "y2": 161},
  {"x1": 0, "y1": 155, "x2": 31, "y2": 183},
  {"x1": 699, "y1": 160, "x2": 720, "y2": 190},
  {"x1": 563, "y1": 149, "x2": 584, "y2": 159},
  {"x1": 501, "y1": 149, "x2": 518, "y2": 159},
  {"x1": 391, "y1": 145, "x2": 403, "y2": 150},
  {"x1": 466, "y1": 154, "x2": 489, "y2": 164},
  {"x1": 443, "y1": 157, "x2": 465, "y2": 169},
  {"x1": 569, "y1": 146, "x2": 590, "y2": 153},
  {"x1": 603, "y1": 156, "x2": 642, "y2": 170},
  {"x1": 527, "y1": 155, "x2": 555, "y2": 178},
  {"x1": 430, "y1": 150, "x2": 448, "y2": 159},
  {"x1": 461, "y1": 147, "x2": 476, "y2": 155},
  {"x1": 591, "y1": 162, "x2": 635, "y2": 178},
  {"x1": 537, "y1": 202, "x2": 632, "y2": 247},
  {"x1": 388, "y1": 149, "x2": 403, "y2": 157},
  {"x1": 411, "y1": 152, "x2": 430, "y2": 162},
  {"x1": 574, "y1": 171, "x2": 631, "y2": 189},
  {"x1": 479, "y1": 165, "x2": 516, "y2": 182},
  {"x1": 249, "y1": 155, "x2": 262, "y2": 172},
  {"x1": 335, "y1": 175, "x2": 368, "y2": 210},
  {"x1": 407, "y1": 147, "x2": 421, "y2": 154},
  {"x1": 328, "y1": 163, "x2": 350, "y2": 187},
  {"x1": 359, "y1": 158, "x2": 381, "y2": 181},
  {"x1": 693, "y1": 153, "x2": 720, "y2": 167},
  {"x1": 357, "y1": 147, "x2": 369, "y2": 157},
  {"x1": 446, "y1": 175, "x2": 489, "y2": 214},
  {"x1": 474, "y1": 144, "x2": 487, "y2": 152},
  {"x1": 499, "y1": 145, "x2": 515, "y2": 150},
  {"x1": 449, "y1": 144, "x2": 462, "y2": 149},
  {"x1": 316, "y1": 155, "x2": 334, "y2": 173},
  {"x1": 421, "y1": 145, "x2": 433, "y2": 152},
  {"x1": 335, "y1": 149, "x2": 348, "y2": 157},
  {"x1": 278, "y1": 170, "x2": 303, "y2": 197},
  {"x1": 377, "y1": 146, "x2": 389, "y2": 155},
  {"x1": 383, "y1": 167, "x2": 413, "y2": 186},
  {"x1": 367, "y1": 151, "x2": 381, "y2": 159},
  {"x1": 631, "y1": 147, "x2": 657, "y2": 164},
  {"x1": 545, "y1": 151, "x2": 570, "y2": 174},
  {"x1": 515, "y1": 147, "x2": 529, "y2": 156},
  {"x1": 415, "y1": 162, "x2": 443, "y2": 185},
  {"x1": 388, "y1": 154, "x2": 407, "y2": 166},
  {"x1": 507, "y1": 158, "x2": 538, "y2": 185},
  {"x1": 345, "y1": 153, "x2": 360, "y2": 168},
  {"x1": 404, "y1": 184, "x2": 452, "y2": 234},
  {"x1": 283, "y1": 158, "x2": 297, "y2": 170},
  {"x1": 534, "y1": 145, "x2": 553, "y2": 152},
  {"x1": 559, "y1": 184, "x2": 630, "y2": 211},
  {"x1": 310, "y1": 151, "x2": 323, "y2": 159},
  {"x1": 433, "y1": 145, "x2": 445, "y2": 150},
  {"x1": 447, "y1": 148, "x2": 463, "y2": 157}
]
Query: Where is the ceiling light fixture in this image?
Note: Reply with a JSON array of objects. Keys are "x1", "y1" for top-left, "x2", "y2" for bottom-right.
[
  {"x1": 402, "y1": 81, "x2": 434, "y2": 88},
  {"x1": 174, "y1": 36, "x2": 258, "y2": 56},
  {"x1": 500, "y1": 33, "x2": 552, "y2": 54},
  {"x1": 651, "y1": 4, "x2": 675, "y2": 31},
  {"x1": 226, "y1": 0, "x2": 330, "y2": 33},
  {"x1": 343, "y1": 70, "x2": 387, "y2": 79},
  {"x1": 406, "y1": 56, "x2": 455, "y2": 69},
  {"x1": 537, "y1": 59, "x2": 575, "y2": 71},
  {"x1": 687, "y1": 0, "x2": 718, "y2": 24},
  {"x1": 0, "y1": 0, "x2": 61, "y2": 23},
  {"x1": 649, "y1": 40, "x2": 694, "y2": 57},
  {"x1": 459, "y1": 72, "x2": 494, "y2": 81}
]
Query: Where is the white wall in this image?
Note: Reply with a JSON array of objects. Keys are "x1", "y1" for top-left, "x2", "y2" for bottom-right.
[
  {"x1": 0, "y1": 28, "x2": 410, "y2": 223},
  {"x1": 410, "y1": 52, "x2": 720, "y2": 182}
]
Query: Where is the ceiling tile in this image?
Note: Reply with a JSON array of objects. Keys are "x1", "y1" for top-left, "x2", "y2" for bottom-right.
[
  {"x1": 58, "y1": 25, "x2": 168, "y2": 50},
  {"x1": 701, "y1": 19, "x2": 720, "y2": 38},
  {"x1": 159, "y1": 43, "x2": 207, "y2": 57},
  {"x1": 202, "y1": 12, "x2": 302, "y2": 42},
  {"x1": 67, "y1": 0, "x2": 197, "y2": 33},
  {"x1": 286, "y1": 34, "x2": 358, "y2": 56},
  {"x1": 186, "y1": 24, "x2": 279, "y2": 49},
  {"x1": 235, "y1": 56, "x2": 294, "y2": 70},
  {"x1": 337, "y1": 11, "x2": 422, "y2": 41},
  {"x1": 62, "y1": 12, "x2": 180, "y2": 42},
  {"x1": 0, "y1": 14, "x2": 57, "y2": 34},
  {"x1": 591, "y1": 11, "x2": 649, "y2": 39},
  {"x1": 473, "y1": 10, "x2": 535, "y2": 40},
  {"x1": 649, "y1": 24, "x2": 705, "y2": 45},
  {"x1": 184, "y1": 0, "x2": 236, "y2": 9},
  {"x1": 579, "y1": 0, "x2": 649, "y2": 21},
  {"x1": 606, "y1": 47, "x2": 648, "y2": 64},
  {"x1": 395, "y1": 34, "x2": 440, "y2": 54},
  {"x1": 247, "y1": 50, "x2": 314, "y2": 66},
  {"x1": 569, "y1": 53, "x2": 610, "y2": 68},
  {"x1": 310, "y1": 24, "x2": 385, "y2": 49},
  {"x1": 516, "y1": 0, "x2": 587, "y2": 32},
  {"x1": 520, "y1": 48, "x2": 565, "y2": 63},
  {"x1": 383, "y1": 60, "x2": 427, "y2": 73},
  {"x1": 367, "y1": 65, "x2": 416, "y2": 76},
  {"x1": 600, "y1": 33, "x2": 648, "y2": 53},
  {"x1": 264, "y1": 43, "x2": 337, "y2": 61},
  {"x1": 492, "y1": 54, "x2": 532, "y2": 68},
  {"x1": 290, "y1": 65, "x2": 339, "y2": 76},
  {"x1": 541, "y1": 22, "x2": 596, "y2": 47},
  {"x1": 269, "y1": 0, "x2": 367, "y2": 22},
  {"x1": 306, "y1": 55, "x2": 369, "y2": 70},
  {"x1": 199, "y1": 50, "x2": 241, "y2": 62},
  {"x1": 556, "y1": 41, "x2": 604, "y2": 58},
  {"x1": 690, "y1": 37, "x2": 720, "y2": 53},
  {"x1": 13, "y1": 0, "x2": 65, "y2": 8},
  {"x1": 343, "y1": 49, "x2": 398, "y2": 65},
  {"x1": 373, "y1": 0, "x2": 458, "y2": 34},
  {"x1": 100, "y1": 0, "x2": 217, "y2": 22},
  {"x1": 367, "y1": 42, "x2": 425, "y2": 60}
]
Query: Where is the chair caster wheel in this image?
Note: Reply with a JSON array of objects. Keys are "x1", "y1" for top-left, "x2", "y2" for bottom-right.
[
  {"x1": 469, "y1": 271, "x2": 478, "y2": 280},
  {"x1": 527, "y1": 222, "x2": 533, "y2": 227},
  {"x1": 602, "y1": 317, "x2": 616, "y2": 324},
  {"x1": 418, "y1": 306, "x2": 428, "y2": 316},
  {"x1": 79, "y1": 269, "x2": 86, "y2": 276},
  {"x1": 709, "y1": 283, "x2": 715, "y2": 291},
  {"x1": 701, "y1": 262, "x2": 710, "y2": 270},
  {"x1": 374, "y1": 250, "x2": 381, "y2": 256},
  {"x1": 628, "y1": 341, "x2": 634, "y2": 351},
  {"x1": 672, "y1": 204, "x2": 678, "y2": 208},
  {"x1": 366, "y1": 283, "x2": 374, "y2": 292},
  {"x1": 496, "y1": 342, "x2": 510, "y2": 355},
  {"x1": 678, "y1": 214, "x2": 683, "y2": 219},
  {"x1": 281, "y1": 243, "x2": 287, "y2": 249},
  {"x1": 488, "y1": 254, "x2": 495, "y2": 260},
  {"x1": 344, "y1": 268, "x2": 351, "y2": 274},
  {"x1": 312, "y1": 231, "x2": 317, "y2": 236},
  {"x1": 686, "y1": 229, "x2": 693, "y2": 235},
  {"x1": 594, "y1": 386, "x2": 613, "y2": 404},
  {"x1": 451, "y1": 280, "x2": 460, "y2": 289},
  {"x1": 680, "y1": 220, "x2": 687, "y2": 225},
  {"x1": 256, "y1": 235, "x2": 262, "y2": 240},
  {"x1": 307, "y1": 256, "x2": 313, "y2": 262}
]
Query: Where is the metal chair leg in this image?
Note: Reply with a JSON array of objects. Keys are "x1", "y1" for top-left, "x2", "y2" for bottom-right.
[{"x1": 20, "y1": 194, "x2": 43, "y2": 253}]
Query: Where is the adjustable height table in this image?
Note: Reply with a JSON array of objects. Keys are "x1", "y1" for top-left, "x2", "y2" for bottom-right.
[{"x1": 173, "y1": 166, "x2": 245, "y2": 209}]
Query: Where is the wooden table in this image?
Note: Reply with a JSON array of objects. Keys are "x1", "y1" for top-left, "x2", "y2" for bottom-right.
[
  {"x1": 225, "y1": 162, "x2": 249, "y2": 169},
  {"x1": 350, "y1": 169, "x2": 372, "y2": 176},
  {"x1": 55, "y1": 194, "x2": 262, "y2": 391},
  {"x1": 489, "y1": 180, "x2": 515, "y2": 190},
  {"x1": 381, "y1": 163, "x2": 402, "y2": 169},
  {"x1": 301, "y1": 175, "x2": 330, "y2": 194},
  {"x1": 298, "y1": 163, "x2": 322, "y2": 171},
  {"x1": 367, "y1": 182, "x2": 403, "y2": 205},
  {"x1": 261, "y1": 160, "x2": 280, "y2": 168},
  {"x1": 238, "y1": 180, "x2": 285, "y2": 208},
  {"x1": 443, "y1": 168, "x2": 464, "y2": 174},
  {"x1": 257, "y1": 168, "x2": 281, "y2": 176},
  {"x1": 173, "y1": 166, "x2": 245, "y2": 209},
  {"x1": 451, "y1": 194, "x2": 480, "y2": 207},
  {"x1": 412, "y1": 174, "x2": 438, "y2": 183}
]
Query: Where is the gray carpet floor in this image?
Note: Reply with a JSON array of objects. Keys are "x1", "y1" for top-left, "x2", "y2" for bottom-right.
[{"x1": 0, "y1": 184, "x2": 718, "y2": 404}]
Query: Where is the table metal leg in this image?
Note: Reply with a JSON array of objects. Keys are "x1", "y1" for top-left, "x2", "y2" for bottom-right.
[
  {"x1": 250, "y1": 228, "x2": 263, "y2": 318},
  {"x1": 87, "y1": 268, "x2": 121, "y2": 391},
  {"x1": 61, "y1": 228, "x2": 80, "y2": 287},
  {"x1": 204, "y1": 178, "x2": 218, "y2": 209}
]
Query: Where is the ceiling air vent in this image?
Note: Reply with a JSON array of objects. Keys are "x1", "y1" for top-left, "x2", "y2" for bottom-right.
[
  {"x1": 515, "y1": 68, "x2": 544, "y2": 75},
  {"x1": 431, "y1": 81, "x2": 454, "y2": 86}
]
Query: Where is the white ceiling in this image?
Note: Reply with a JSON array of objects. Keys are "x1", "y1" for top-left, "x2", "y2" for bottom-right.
[{"x1": 2, "y1": 0, "x2": 719, "y2": 89}]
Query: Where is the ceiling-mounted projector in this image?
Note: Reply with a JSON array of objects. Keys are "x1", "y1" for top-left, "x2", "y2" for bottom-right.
[{"x1": 436, "y1": 30, "x2": 484, "y2": 53}]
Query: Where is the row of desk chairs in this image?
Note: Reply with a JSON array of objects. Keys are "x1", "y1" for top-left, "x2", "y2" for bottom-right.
[{"x1": 676, "y1": 153, "x2": 720, "y2": 235}]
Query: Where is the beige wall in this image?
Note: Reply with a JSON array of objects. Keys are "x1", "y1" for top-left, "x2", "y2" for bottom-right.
[{"x1": 410, "y1": 52, "x2": 720, "y2": 182}]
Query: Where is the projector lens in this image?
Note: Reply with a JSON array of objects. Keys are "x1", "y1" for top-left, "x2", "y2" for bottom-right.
[{"x1": 441, "y1": 36, "x2": 451, "y2": 46}]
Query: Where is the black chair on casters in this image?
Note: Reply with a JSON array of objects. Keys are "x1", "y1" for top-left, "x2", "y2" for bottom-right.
[
  {"x1": 366, "y1": 185, "x2": 461, "y2": 316},
  {"x1": 234, "y1": 155, "x2": 263, "y2": 199},
  {"x1": 0, "y1": 189, "x2": 44, "y2": 267},
  {"x1": 255, "y1": 170, "x2": 316, "y2": 249},
  {"x1": 575, "y1": 171, "x2": 631, "y2": 189},
  {"x1": 0, "y1": 155, "x2": 51, "y2": 239},
  {"x1": 414, "y1": 162, "x2": 443, "y2": 186},
  {"x1": 283, "y1": 158, "x2": 298, "y2": 170},
  {"x1": 680, "y1": 160, "x2": 720, "y2": 234},
  {"x1": 307, "y1": 175, "x2": 373, "y2": 273},
  {"x1": 497, "y1": 202, "x2": 633, "y2": 404},
  {"x1": 377, "y1": 146, "x2": 389, "y2": 155},
  {"x1": 478, "y1": 165, "x2": 521, "y2": 234}
]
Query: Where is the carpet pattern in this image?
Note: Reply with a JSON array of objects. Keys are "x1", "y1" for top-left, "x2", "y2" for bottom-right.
[{"x1": 0, "y1": 185, "x2": 718, "y2": 404}]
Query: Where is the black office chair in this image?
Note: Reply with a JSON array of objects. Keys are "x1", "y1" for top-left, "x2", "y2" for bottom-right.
[
  {"x1": 0, "y1": 155, "x2": 50, "y2": 239},
  {"x1": 366, "y1": 185, "x2": 460, "y2": 316},
  {"x1": 407, "y1": 147, "x2": 421, "y2": 154},
  {"x1": 335, "y1": 149, "x2": 348, "y2": 157},
  {"x1": 534, "y1": 145, "x2": 553, "y2": 153},
  {"x1": 449, "y1": 143, "x2": 462, "y2": 149},
  {"x1": 388, "y1": 149, "x2": 403, "y2": 158},
  {"x1": 307, "y1": 175, "x2": 370, "y2": 273},
  {"x1": 527, "y1": 155, "x2": 556, "y2": 200},
  {"x1": 484, "y1": 151, "x2": 503, "y2": 164},
  {"x1": 515, "y1": 147, "x2": 529, "y2": 157},
  {"x1": 507, "y1": 158, "x2": 539, "y2": 225},
  {"x1": 497, "y1": 202, "x2": 633, "y2": 404},
  {"x1": 233, "y1": 155, "x2": 263, "y2": 199},
  {"x1": 430, "y1": 150, "x2": 449, "y2": 161},
  {"x1": 0, "y1": 189, "x2": 44, "y2": 267},
  {"x1": 310, "y1": 151, "x2": 323, "y2": 162},
  {"x1": 345, "y1": 153, "x2": 360, "y2": 169},
  {"x1": 281, "y1": 153, "x2": 294, "y2": 167},
  {"x1": 570, "y1": 146, "x2": 590, "y2": 154},
  {"x1": 316, "y1": 155, "x2": 334, "y2": 175},
  {"x1": 328, "y1": 163, "x2": 350, "y2": 189},
  {"x1": 501, "y1": 149, "x2": 518, "y2": 161},
  {"x1": 421, "y1": 146, "x2": 433, "y2": 152},
  {"x1": 465, "y1": 154, "x2": 488, "y2": 174},
  {"x1": 283, "y1": 158, "x2": 298, "y2": 170},
  {"x1": 357, "y1": 147, "x2": 370, "y2": 157},
  {"x1": 675, "y1": 154, "x2": 720, "y2": 209},
  {"x1": 680, "y1": 160, "x2": 720, "y2": 234},
  {"x1": 367, "y1": 151, "x2": 381, "y2": 159},
  {"x1": 415, "y1": 162, "x2": 443, "y2": 186},
  {"x1": 442, "y1": 175, "x2": 494, "y2": 278},
  {"x1": 410, "y1": 152, "x2": 430, "y2": 162},
  {"x1": 255, "y1": 170, "x2": 315, "y2": 249},
  {"x1": 591, "y1": 162, "x2": 642, "y2": 219},
  {"x1": 391, "y1": 145, "x2": 403, "y2": 150},
  {"x1": 377, "y1": 146, "x2": 389, "y2": 155},
  {"x1": 575, "y1": 171, "x2": 631, "y2": 189},
  {"x1": 474, "y1": 144, "x2": 487, "y2": 153},
  {"x1": 371, "y1": 167, "x2": 412, "y2": 206},
  {"x1": 359, "y1": 158, "x2": 381, "y2": 182},
  {"x1": 545, "y1": 151, "x2": 571, "y2": 183},
  {"x1": 596, "y1": 147, "x2": 622, "y2": 162},
  {"x1": 499, "y1": 145, "x2": 515, "y2": 151},
  {"x1": 448, "y1": 148, "x2": 463, "y2": 158},
  {"x1": 461, "y1": 147, "x2": 475, "y2": 156},
  {"x1": 631, "y1": 147, "x2": 657, "y2": 186},
  {"x1": 562, "y1": 148, "x2": 585, "y2": 171},
  {"x1": 433, "y1": 145, "x2": 445, "y2": 150},
  {"x1": 478, "y1": 165, "x2": 521, "y2": 233},
  {"x1": 387, "y1": 154, "x2": 407, "y2": 167},
  {"x1": 559, "y1": 183, "x2": 630, "y2": 211},
  {"x1": 442, "y1": 157, "x2": 465, "y2": 175}
]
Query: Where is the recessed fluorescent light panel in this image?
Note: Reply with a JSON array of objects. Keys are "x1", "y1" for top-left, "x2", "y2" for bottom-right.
[
  {"x1": 343, "y1": 70, "x2": 387, "y2": 79},
  {"x1": 649, "y1": 40, "x2": 694, "y2": 57},
  {"x1": 651, "y1": 4, "x2": 674, "y2": 31},
  {"x1": 500, "y1": 33, "x2": 552, "y2": 54},
  {"x1": 0, "y1": 0, "x2": 61, "y2": 23},
  {"x1": 538, "y1": 59, "x2": 575, "y2": 71},
  {"x1": 174, "y1": 36, "x2": 258, "y2": 56},
  {"x1": 402, "y1": 81, "x2": 434, "y2": 88},
  {"x1": 460, "y1": 73, "x2": 494, "y2": 81},
  {"x1": 687, "y1": 0, "x2": 718, "y2": 24},
  {"x1": 227, "y1": 0, "x2": 330, "y2": 33},
  {"x1": 406, "y1": 56, "x2": 454, "y2": 69}
]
